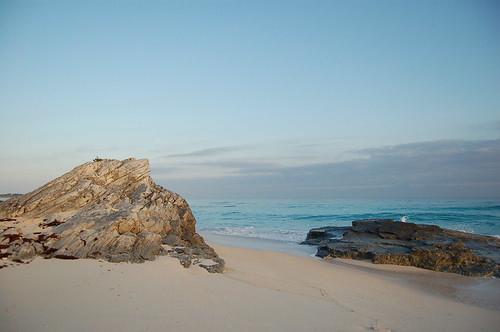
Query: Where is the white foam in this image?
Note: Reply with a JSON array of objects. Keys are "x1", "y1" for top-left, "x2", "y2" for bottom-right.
[{"x1": 204, "y1": 226, "x2": 305, "y2": 242}]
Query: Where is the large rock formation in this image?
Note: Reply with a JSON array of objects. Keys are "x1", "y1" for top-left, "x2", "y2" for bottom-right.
[
  {"x1": 302, "y1": 219, "x2": 500, "y2": 277},
  {"x1": 0, "y1": 158, "x2": 224, "y2": 272}
]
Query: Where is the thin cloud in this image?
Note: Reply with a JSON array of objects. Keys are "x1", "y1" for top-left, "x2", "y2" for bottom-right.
[
  {"x1": 152, "y1": 159, "x2": 281, "y2": 180},
  {"x1": 192, "y1": 160, "x2": 280, "y2": 174},
  {"x1": 162, "y1": 145, "x2": 251, "y2": 159},
  {"x1": 355, "y1": 139, "x2": 500, "y2": 157}
]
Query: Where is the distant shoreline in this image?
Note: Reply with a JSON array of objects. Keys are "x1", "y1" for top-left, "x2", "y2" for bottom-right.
[{"x1": 0, "y1": 194, "x2": 21, "y2": 201}]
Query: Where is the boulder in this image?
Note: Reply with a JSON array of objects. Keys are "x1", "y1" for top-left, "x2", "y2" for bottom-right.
[
  {"x1": 0, "y1": 158, "x2": 224, "y2": 272},
  {"x1": 303, "y1": 219, "x2": 500, "y2": 277},
  {"x1": 302, "y1": 226, "x2": 351, "y2": 245}
]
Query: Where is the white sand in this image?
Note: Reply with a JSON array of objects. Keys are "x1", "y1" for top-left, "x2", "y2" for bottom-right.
[{"x1": 1, "y1": 244, "x2": 499, "y2": 332}]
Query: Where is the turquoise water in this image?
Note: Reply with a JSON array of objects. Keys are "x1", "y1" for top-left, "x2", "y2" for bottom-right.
[{"x1": 191, "y1": 199, "x2": 500, "y2": 243}]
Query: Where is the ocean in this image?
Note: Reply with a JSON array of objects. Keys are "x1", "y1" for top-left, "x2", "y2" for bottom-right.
[{"x1": 192, "y1": 199, "x2": 500, "y2": 246}]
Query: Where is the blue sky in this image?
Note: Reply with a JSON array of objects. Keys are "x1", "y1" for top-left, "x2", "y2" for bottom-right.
[{"x1": 1, "y1": 0, "x2": 499, "y2": 198}]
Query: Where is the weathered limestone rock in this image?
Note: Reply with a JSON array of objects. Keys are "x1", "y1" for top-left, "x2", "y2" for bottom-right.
[
  {"x1": 302, "y1": 219, "x2": 500, "y2": 277},
  {"x1": 0, "y1": 158, "x2": 224, "y2": 272}
]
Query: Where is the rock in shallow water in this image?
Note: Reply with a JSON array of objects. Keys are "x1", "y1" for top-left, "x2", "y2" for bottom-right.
[
  {"x1": 302, "y1": 219, "x2": 500, "y2": 277},
  {"x1": 0, "y1": 158, "x2": 224, "y2": 273}
]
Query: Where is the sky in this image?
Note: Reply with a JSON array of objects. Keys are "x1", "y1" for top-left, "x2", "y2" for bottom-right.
[{"x1": 1, "y1": 0, "x2": 499, "y2": 199}]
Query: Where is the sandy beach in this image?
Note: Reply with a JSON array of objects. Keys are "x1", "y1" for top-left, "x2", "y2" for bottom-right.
[
  {"x1": 1, "y1": 242, "x2": 499, "y2": 332},
  {"x1": 2, "y1": 1, "x2": 500, "y2": 331}
]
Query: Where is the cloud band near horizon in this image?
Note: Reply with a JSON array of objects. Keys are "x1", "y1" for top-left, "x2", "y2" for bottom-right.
[{"x1": 152, "y1": 139, "x2": 500, "y2": 199}]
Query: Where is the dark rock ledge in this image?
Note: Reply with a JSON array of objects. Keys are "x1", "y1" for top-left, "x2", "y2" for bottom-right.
[{"x1": 302, "y1": 219, "x2": 500, "y2": 277}]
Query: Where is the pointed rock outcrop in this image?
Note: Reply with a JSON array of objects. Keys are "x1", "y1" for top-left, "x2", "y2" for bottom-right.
[{"x1": 0, "y1": 158, "x2": 224, "y2": 272}]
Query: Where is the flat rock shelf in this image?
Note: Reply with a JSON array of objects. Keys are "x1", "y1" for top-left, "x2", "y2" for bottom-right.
[{"x1": 302, "y1": 219, "x2": 500, "y2": 277}]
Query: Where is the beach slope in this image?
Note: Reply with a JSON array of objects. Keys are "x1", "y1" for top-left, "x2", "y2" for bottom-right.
[{"x1": 1, "y1": 244, "x2": 499, "y2": 332}]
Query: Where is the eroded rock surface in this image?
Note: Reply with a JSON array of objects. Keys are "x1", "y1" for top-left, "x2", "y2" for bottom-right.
[
  {"x1": 302, "y1": 219, "x2": 499, "y2": 277},
  {"x1": 0, "y1": 158, "x2": 224, "y2": 272}
]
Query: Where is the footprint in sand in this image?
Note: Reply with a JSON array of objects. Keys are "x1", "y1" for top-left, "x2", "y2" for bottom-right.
[{"x1": 368, "y1": 320, "x2": 391, "y2": 332}]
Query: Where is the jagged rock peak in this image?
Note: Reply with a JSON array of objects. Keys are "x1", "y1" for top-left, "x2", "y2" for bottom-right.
[{"x1": 0, "y1": 158, "x2": 224, "y2": 272}]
